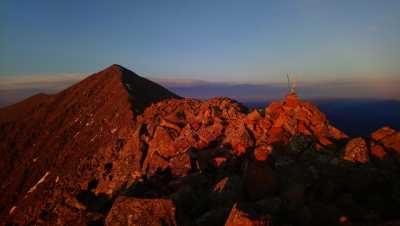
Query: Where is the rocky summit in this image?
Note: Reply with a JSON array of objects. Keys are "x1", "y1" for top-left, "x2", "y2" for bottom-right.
[{"x1": 1, "y1": 65, "x2": 400, "y2": 226}]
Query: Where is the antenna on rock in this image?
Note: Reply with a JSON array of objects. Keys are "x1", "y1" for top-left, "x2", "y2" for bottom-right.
[
  {"x1": 286, "y1": 73, "x2": 296, "y2": 94},
  {"x1": 286, "y1": 74, "x2": 291, "y2": 93}
]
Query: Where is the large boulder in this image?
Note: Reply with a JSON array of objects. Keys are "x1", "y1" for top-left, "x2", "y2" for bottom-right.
[
  {"x1": 343, "y1": 137, "x2": 369, "y2": 163},
  {"x1": 372, "y1": 127, "x2": 400, "y2": 154},
  {"x1": 105, "y1": 197, "x2": 177, "y2": 226},
  {"x1": 224, "y1": 122, "x2": 254, "y2": 156}
]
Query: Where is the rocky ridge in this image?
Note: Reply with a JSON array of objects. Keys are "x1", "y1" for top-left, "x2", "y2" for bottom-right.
[{"x1": 0, "y1": 65, "x2": 399, "y2": 226}]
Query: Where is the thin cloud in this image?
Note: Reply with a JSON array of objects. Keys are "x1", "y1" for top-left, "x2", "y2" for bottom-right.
[{"x1": 0, "y1": 74, "x2": 399, "y2": 107}]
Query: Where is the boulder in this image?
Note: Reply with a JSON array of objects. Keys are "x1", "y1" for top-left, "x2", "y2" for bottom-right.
[
  {"x1": 297, "y1": 121, "x2": 312, "y2": 136},
  {"x1": 212, "y1": 156, "x2": 228, "y2": 168},
  {"x1": 247, "y1": 110, "x2": 262, "y2": 121},
  {"x1": 197, "y1": 122, "x2": 224, "y2": 148},
  {"x1": 328, "y1": 125, "x2": 348, "y2": 140},
  {"x1": 343, "y1": 137, "x2": 369, "y2": 163},
  {"x1": 149, "y1": 126, "x2": 178, "y2": 158},
  {"x1": 253, "y1": 145, "x2": 273, "y2": 161},
  {"x1": 265, "y1": 101, "x2": 282, "y2": 120},
  {"x1": 371, "y1": 127, "x2": 396, "y2": 141},
  {"x1": 169, "y1": 153, "x2": 192, "y2": 177},
  {"x1": 272, "y1": 113, "x2": 286, "y2": 128},
  {"x1": 283, "y1": 93, "x2": 300, "y2": 108},
  {"x1": 142, "y1": 151, "x2": 170, "y2": 177},
  {"x1": 160, "y1": 118, "x2": 181, "y2": 131},
  {"x1": 105, "y1": 197, "x2": 177, "y2": 226},
  {"x1": 224, "y1": 122, "x2": 254, "y2": 156}
]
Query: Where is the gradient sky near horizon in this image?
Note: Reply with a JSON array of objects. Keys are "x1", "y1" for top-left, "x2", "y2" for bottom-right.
[{"x1": 1, "y1": 0, "x2": 400, "y2": 83}]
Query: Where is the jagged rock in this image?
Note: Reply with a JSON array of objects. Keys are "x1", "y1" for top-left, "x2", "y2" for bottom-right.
[
  {"x1": 295, "y1": 108, "x2": 309, "y2": 122},
  {"x1": 197, "y1": 122, "x2": 224, "y2": 148},
  {"x1": 297, "y1": 121, "x2": 312, "y2": 135},
  {"x1": 265, "y1": 101, "x2": 282, "y2": 119},
  {"x1": 253, "y1": 145, "x2": 273, "y2": 161},
  {"x1": 149, "y1": 126, "x2": 178, "y2": 158},
  {"x1": 283, "y1": 116, "x2": 297, "y2": 135},
  {"x1": 246, "y1": 120, "x2": 265, "y2": 141},
  {"x1": 224, "y1": 122, "x2": 254, "y2": 156},
  {"x1": 169, "y1": 153, "x2": 192, "y2": 177},
  {"x1": 283, "y1": 92, "x2": 300, "y2": 108},
  {"x1": 318, "y1": 135, "x2": 333, "y2": 147},
  {"x1": 343, "y1": 137, "x2": 369, "y2": 163},
  {"x1": 142, "y1": 151, "x2": 170, "y2": 176},
  {"x1": 328, "y1": 125, "x2": 348, "y2": 140},
  {"x1": 247, "y1": 110, "x2": 262, "y2": 121},
  {"x1": 105, "y1": 197, "x2": 177, "y2": 226},
  {"x1": 272, "y1": 112, "x2": 286, "y2": 128},
  {"x1": 160, "y1": 118, "x2": 181, "y2": 131},
  {"x1": 371, "y1": 127, "x2": 396, "y2": 141},
  {"x1": 213, "y1": 156, "x2": 228, "y2": 167}
]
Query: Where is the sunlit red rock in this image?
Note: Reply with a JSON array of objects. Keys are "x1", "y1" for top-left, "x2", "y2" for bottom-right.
[
  {"x1": 224, "y1": 122, "x2": 255, "y2": 156},
  {"x1": 283, "y1": 92, "x2": 301, "y2": 108},
  {"x1": 253, "y1": 145, "x2": 273, "y2": 161},
  {"x1": 371, "y1": 126, "x2": 396, "y2": 141},
  {"x1": 343, "y1": 137, "x2": 369, "y2": 163},
  {"x1": 105, "y1": 197, "x2": 177, "y2": 226}
]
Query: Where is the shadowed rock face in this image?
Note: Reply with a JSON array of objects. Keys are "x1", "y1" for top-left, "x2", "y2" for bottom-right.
[{"x1": 1, "y1": 65, "x2": 400, "y2": 226}]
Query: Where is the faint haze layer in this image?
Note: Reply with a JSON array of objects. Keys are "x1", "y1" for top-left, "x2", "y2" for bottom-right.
[
  {"x1": 0, "y1": 75, "x2": 399, "y2": 107},
  {"x1": 1, "y1": 0, "x2": 400, "y2": 84}
]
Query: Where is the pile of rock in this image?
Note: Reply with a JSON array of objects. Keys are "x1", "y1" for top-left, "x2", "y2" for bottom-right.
[
  {"x1": 103, "y1": 94, "x2": 400, "y2": 226},
  {"x1": 342, "y1": 126, "x2": 400, "y2": 164}
]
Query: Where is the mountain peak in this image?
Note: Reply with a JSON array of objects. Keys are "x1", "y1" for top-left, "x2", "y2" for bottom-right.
[{"x1": 90, "y1": 64, "x2": 135, "y2": 80}]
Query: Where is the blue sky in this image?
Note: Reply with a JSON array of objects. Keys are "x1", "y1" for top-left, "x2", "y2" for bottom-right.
[{"x1": 1, "y1": 0, "x2": 400, "y2": 83}]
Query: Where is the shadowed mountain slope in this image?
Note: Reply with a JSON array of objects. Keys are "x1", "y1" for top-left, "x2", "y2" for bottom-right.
[{"x1": 0, "y1": 64, "x2": 178, "y2": 224}]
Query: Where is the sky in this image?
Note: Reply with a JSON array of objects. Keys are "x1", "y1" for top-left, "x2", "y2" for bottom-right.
[{"x1": 0, "y1": 0, "x2": 400, "y2": 103}]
